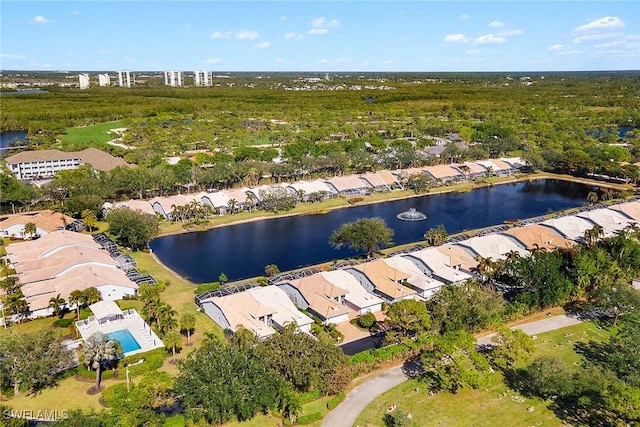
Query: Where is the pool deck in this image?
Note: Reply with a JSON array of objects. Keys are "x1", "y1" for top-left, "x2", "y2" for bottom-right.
[{"x1": 76, "y1": 309, "x2": 164, "y2": 356}]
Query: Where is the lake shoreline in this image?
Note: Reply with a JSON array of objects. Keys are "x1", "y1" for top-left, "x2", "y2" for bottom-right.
[{"x1": 155, "y1": 172, "x2": 633, "y2": 239}]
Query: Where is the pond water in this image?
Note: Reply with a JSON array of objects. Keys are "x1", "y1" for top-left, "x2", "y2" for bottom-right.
[{"x1": 149, "y1": 179, "x2": 598, "y2": 283}]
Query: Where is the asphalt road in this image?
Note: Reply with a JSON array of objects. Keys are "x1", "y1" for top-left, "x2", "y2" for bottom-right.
[{"x1": 323, "y1": 314, "x2": 584, "y2": 427}]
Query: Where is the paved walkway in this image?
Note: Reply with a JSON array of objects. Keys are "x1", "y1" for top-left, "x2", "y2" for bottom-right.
[{"x1": 322, "y1": 314, "x2": 584, "y2": 427}]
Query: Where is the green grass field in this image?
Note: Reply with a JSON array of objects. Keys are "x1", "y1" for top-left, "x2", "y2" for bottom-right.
[
  {"x1": 57, "y1": 120, "x2": 125, "y2": 147},
  {"x1": 353, "y1": 322, "x2": 612, "y2": 427}
]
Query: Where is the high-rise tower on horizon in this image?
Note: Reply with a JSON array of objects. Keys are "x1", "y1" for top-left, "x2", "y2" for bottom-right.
[
  {"x1": 117, "y1": 70, "x2": 134, "y2": 88},
  {"x1": 98, "y1": 73, "x2": 110, "y2": 87},
  {"x1": 164, "y1": 70, "x2": 184, "y2": 87},
  {"x1": 78, "y1": 73, "x2": 90, "y2": 89},
  {"x1": 194, "y1": 70, "x2": 212, "y2": 87}
]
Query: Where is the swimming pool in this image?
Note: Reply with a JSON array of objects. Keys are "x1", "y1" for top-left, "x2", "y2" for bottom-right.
[{"x1": 107, "y1": 329, "x2": 142, "y2": 354}]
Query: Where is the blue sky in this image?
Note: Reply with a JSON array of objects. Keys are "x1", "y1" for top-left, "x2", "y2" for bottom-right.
[{"x1": 1, "y1": 1, "x2": 639, "y2": 72}]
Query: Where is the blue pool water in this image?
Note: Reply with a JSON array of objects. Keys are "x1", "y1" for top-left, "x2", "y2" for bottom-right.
[{"x1": 107, "y1": 329, "x2": 141, "y2": 354}]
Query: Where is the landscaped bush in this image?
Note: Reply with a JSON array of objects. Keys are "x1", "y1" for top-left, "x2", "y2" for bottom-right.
[
  {"x1": 353, "y1": 312, "x2": 376, "y2": 330},
  {"x1": 101, "y1": 383, "x2": 128, "y2": 407},
  {"x1": 298, "y1": 389, "x2": 321, "y2": 404},
  {"x1": 52, "y1": 318, "x2": 74, "y2": 328},
  {"x1": 118, "y1": 347, "x2": 165, "y2": 376},
  {"x1": 326, "y1": 392, "x2": 345, "y2": 410},
  {"x1": 347, "y1": 197, "x2": 364, "y2": 205},
  {"x1": 296, "y1": 412, "x2": 322, "y2": 424},
  {"x1": 76, "y1": 363, "x2": 117, "y2": 381},
  {"x1": 163, "y1": 415, "x2": 186, "y2": 427},
  {"x1": 194, "y1": 282, "x2": 220, "y2": 295}
]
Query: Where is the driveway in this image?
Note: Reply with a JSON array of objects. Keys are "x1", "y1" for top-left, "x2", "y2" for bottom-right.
[{"x1": 323, "y1": 313, "x2": 584, "y2": 427}]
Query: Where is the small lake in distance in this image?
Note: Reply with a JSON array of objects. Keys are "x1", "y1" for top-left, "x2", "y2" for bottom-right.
[{"x1": 150, "y1": 179, "x2": 598, "y2": 283}]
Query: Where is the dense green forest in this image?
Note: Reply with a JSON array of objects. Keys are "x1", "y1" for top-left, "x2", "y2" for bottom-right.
[{"x1": 2, "y1": 73, "x2": 639, "y2": 217}]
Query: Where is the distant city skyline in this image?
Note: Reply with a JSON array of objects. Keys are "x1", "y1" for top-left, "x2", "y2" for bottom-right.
[{"x1": 1, "y1": 1, "x2": 638, "y2": 72}]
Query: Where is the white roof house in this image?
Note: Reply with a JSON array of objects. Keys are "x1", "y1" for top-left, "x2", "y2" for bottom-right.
[
  {"x1": 577, "y1": 208, "x2": 636, "y2": 236},
  {"x1": 324, "y1": 175, "x2": 372, "y2": 196},
  {"x1": 319, "y1": 270, "x2": 384, "y2": 315},
  {"x1": 403, "y1": 247, "x2": 473, "y2": 285},
  {"x1": 454, "y1": 234, "x2": 529, "y2": 261},
  {"x1": 610, "y1": 200, "x2": 640, "y2": 222},
  {"x1": 200, "y1": 191, "x2": 231, "y2": 210},
  {"x1": 540, "y1": 215, "x2": 598, "y2": 242},
  {"x1": 383, "y1": 255, "x2": 446, "y2": 298},
  {"x1": 247, "y1": 286, "x2": 313, "y2": 333}
]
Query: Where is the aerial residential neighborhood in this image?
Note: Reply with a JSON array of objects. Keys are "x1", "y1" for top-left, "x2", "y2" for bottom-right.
[{"x1": 1, "y1": 2, "x2": 639, "y2": 426}]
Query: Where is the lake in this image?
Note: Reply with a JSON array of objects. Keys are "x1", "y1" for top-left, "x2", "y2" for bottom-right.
[{"x1": 149, "y1": 179, "x2": 598, "y2": 283}]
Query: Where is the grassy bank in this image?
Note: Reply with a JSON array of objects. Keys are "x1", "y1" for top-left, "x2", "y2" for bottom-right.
[
  {"x1": 353, "y1": 322, "x2": 612, "y2": 427},
  {"x1": 57, "y1": 120, "x2": 125, "y2": 147}
]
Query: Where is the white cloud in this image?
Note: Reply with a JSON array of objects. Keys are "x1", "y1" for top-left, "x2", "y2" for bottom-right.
[
  {"x1": 206, "y1": 58, "x2": 222, "y2": 64},
  {"x1": 31, "y1": 15, "x2": 54, "y2": 24},
  {"x1": 254, "y1": 41, "x2": 271, "y2": 49},
  {"x1": 573, "y1": 32, "x2": 620, "y2": 44},
  {"x1": 335, "y1": 57, "x2": 351, "y2": 64},
  {"x1": 310, "y1": 17, "x2": 340, "y2": 29},
  {"x1": 211, "y1": 31, "x2": 232, "y2": 39},
  {"x1": 459, "y1": 14, "x2": 470, "y2": 20},
  {"x1": 284, "y1": 32, "x2": 304, "y2": 40},
  {"x1": 557, "y1": 50, "x2": 583, "y2": 56},
  {"x1": 316, "y1": 59, "x2": 330, "y2": 64},
  {"x1": 497, "y1": 29, "x2": 523, "y2": 36},
  {"x1": 280, "y1": 16, "x2": 287, "y2": 21},
  {"x1": 443, "y1": 33, "x2": 471, "y2": 43},
  {"x1": 1, "y1": 54, "x2": 27, "y2": 59},
  {"x1": 235, "y1": 30, "x2": 259, "y2": 40},
  {"x1": 489, "y1": 20, "x2": 506, "y2": 28},
  {"x1": 306, "y1": 28, "x2": 328, "y2": 36},
  {"x1": 548, "y1": 44, "x2": 564, "y2": 51},
  {"x1": 70, "y1": 11, "x2": 80, "y2": 16},
  {"x1": 574, "y1": 16, "x2": 625, "y2": 32},
  {"x1": 466, "y1": 49, "x2": 482, "y2": 55},
  {"x1": 473, "y1": 34, "x2": 506, "y2": 45}
]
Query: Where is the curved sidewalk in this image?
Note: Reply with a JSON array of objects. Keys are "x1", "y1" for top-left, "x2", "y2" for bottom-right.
[
  {"x1": 322, "y1": 314, "x2": 583, "y2": 427},
  {"x1": 321, "y1": 364, "x2": 408, "y2": 427}
]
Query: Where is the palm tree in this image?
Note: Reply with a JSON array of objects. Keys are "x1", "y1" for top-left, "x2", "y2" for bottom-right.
[
  {"x1": 474, "y1": 256, "x2": 496, "y2": 281},
  {"x1": 23, "y1": 222, "x2": 37, "y2": 239},
  {"x1": 81, "y1": 210, "x2": 97, "y2": 232},
  {"x1": 180, "y1": 313, "x2": 196, "y2": 345},
  {"x1": 164, "y1": 329, "x2": 182, "y2": 363},
  {"x1": 227, "y1": 199, "x2": 238, "y2": 215},
  {"x1": 584, "y1": 225, "x2": 604, "y2": 248},
  {"x1": 48, "y1": 294, "x2": 65, "y2": 318},
  {"x1": 424, "y1": 225, "x2": 448, "y2": 247},
  {"x1": 82, "y1": 332, "x2": 118, "y2": 391},
  {"x1": 82, "y1": 287, "x2": 101, "y2": 305},
  {"x1": 69, "y1": 289, "x2": 85, "y2": 320},
  {"x1": 505, "y1": 250, "x2": 521, "y2": 263},
  {"x1": 158, "y1": 304, "x2": 177, "y2": 334},
  {"x1": 5, "y1": 292, "x2": 28, "y2": 323},
  {"x1": 587, "y1": 191, "x2": 599, "y2": 204}
]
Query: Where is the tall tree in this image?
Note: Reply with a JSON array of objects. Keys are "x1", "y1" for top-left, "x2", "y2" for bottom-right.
[
  {"x1": 180, "y1": 313, "x2": 196, "y2": 345},
  {"x1": 82, "y1": 332, "x2": 118, "y2": 391},
  {"x1": 23, "y1": 222, "x2": 37, "y2": 239},
  {"x1": 48, "y1": 294, "x2": 66, "y2": 318},
  {"x1": 424, "y1": 224, "x2": 448, "y2": 247},
  {"x1": 329, "y1": 217, "x2": 394, "y2": 257},
  {"x1": 384, "y1": 299, "x2": 431, "y2": 345},
  {"x1": 0, "y1": 328, "x2": 73, "y2": 396},
  {"x1": 176, "y1": 339, "x2": 284, "y2": 425},
  {"x1": 69, "y1": 289, "x2": 85, "y2": 320},
  {"x1": 106, "y1": 208, "x2": 159, "y2": 251}
]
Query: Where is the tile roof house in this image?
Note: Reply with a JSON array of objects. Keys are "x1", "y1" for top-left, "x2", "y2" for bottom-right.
[
  {"x1": 610, "y1": 200, "x2": 640, "y2": 222},
  {"x1": 286, "y1": 180, "x2": 337, "y2": 201},
  {"x1": 319, "y1": 270, "x2": 384, "y2": 315},
  {"x1": 278, "y1": 274, "x2": 351, "y2": 324},
  {"x1": 454, "y1": 234, "x2": 529, "y2": 261},
  {"x1": 359, "y1": 170, "x2": 399, "y2": 191},
  {"x1": 576, "y1": 208, "x2": 635, "y2": 236},
  {"x1": 383, "y1": 255, "x2": 446, "y2": 298},
  {"x1": 199, "y1": 285, "x2": 313, "y2": 339},
  {"x1": 540, "y1": 215, "x2": 598, "y2": 242},
  {"x1": 423, "y1": 165, "x2": 462, "y2": 182},
  {"x1": 503, "y1": 224, "x2": 576, "y2": 251},
  {"x1": 0, "y1": 210, "x2": 74, "y2": 239},
  {"x1": 4, "y1": 230, "x2": 138, "y2": 318},
  {"x1": 102, "y1": 200, "x2": 156, "y2": 216},
  {"x1": 452, "y1": 162, "x2": 487, "y2": 179},
  {"x1": 324, "y1": 176, "x2": 372, "y2": 196},
  {"x1": 404, "y1": 247, "x2": 474, "y2": 285},
  {"x1": 344, "y1": 259, "x2": 416, "y2": 302}
]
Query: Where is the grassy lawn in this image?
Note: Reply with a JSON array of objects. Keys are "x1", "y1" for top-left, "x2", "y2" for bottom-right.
[
  {"x1": 5, "y1": 375, "x2": 123, "y2": 413},
  {"x1": 353, "y1": 322, "x2": 613, "y2": 427},
  {"x1": 129, "y1": 250, "x2": 225, "y2": 375},
  {"x1": 57, "y1": 120, "x2": 125, "y2": 147},
  {"x1": 222, "y1": 395, "x2": 333, "y2": 427}
]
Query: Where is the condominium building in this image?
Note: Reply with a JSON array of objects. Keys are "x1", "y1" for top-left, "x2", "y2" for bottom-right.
[
  {"x1": 194, "y1": 70, "x2": 212, "y2": 87},
  {"x1": 164, "y1": 70, "x2": 183, "y2": 87},
  {"x1": 117, "y1": 70, "x2": 134, "y2": 88},
  {"x1": 78, "y1": 73, "x2": 90, "y2": 89},
  {"x1": 4, "y1": 148, "x2": 129, "y2": 180},
  {"x1": 98, "y1": 73, "x2": 111, "y2": 87}
]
